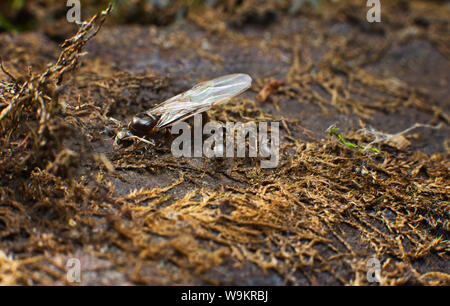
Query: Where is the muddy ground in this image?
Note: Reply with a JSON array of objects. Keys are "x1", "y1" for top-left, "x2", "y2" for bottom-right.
[{"x1": 0, "y1": 0, "x2": 449, "y2": 285}]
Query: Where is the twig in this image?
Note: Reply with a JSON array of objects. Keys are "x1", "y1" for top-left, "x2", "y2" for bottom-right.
[
  {"x1": 0, "y1": 4, "x2": 113, "y2": 125},
  {"x1": 0, "y1": 55, "x2": 17, "y2": 82},
  {"x1": 358, "y1": 122, "x2": 443, "y2": 151}
]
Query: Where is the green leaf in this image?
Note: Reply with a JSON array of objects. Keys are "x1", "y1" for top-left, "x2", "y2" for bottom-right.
[
  {"x1": 329, "y1": 127, "x2": 380, "y2": 154},
  {"x1": 12, "y1": 0, "x2": 26, "y2": 12},
  {"x1": 0, "y1": 14, "x2": 18, "y2": 32}
]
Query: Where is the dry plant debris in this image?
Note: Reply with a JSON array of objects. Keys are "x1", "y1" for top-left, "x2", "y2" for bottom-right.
[
  {"x1": 0, "y1": 0, "x2": 448, "y2": 285},
  {"x1": 256, "y1": 80, "x2": 282, "y2": 103}
]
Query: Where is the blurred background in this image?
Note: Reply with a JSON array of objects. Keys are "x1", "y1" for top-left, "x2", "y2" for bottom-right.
[{"x1": 0, "y1": 0, "x2": 445, "y2": 32}]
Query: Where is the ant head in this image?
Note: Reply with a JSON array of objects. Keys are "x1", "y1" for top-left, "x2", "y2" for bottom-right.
[{"x1": 114, "y1": 128, "x2": 134, "y2": 148}]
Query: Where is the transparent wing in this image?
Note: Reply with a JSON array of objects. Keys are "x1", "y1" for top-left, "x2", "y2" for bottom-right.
[{"x1": 146, "y1": 73, "x2": 252, "y2": 129}]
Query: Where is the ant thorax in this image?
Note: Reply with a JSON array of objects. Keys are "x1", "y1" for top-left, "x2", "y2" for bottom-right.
[{"x1": 128, "y1": 113, "x2": 159, "y2": 137}]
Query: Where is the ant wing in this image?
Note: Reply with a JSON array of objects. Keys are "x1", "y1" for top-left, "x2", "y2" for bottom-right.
[{"x1": 147, "y1": 73, "x2": 252, "y2": 129}]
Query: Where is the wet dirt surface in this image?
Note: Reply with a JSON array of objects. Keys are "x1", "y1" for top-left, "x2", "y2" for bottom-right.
[{"x1": 0, "y1": 1, "x2": 449, "y2": 285}]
